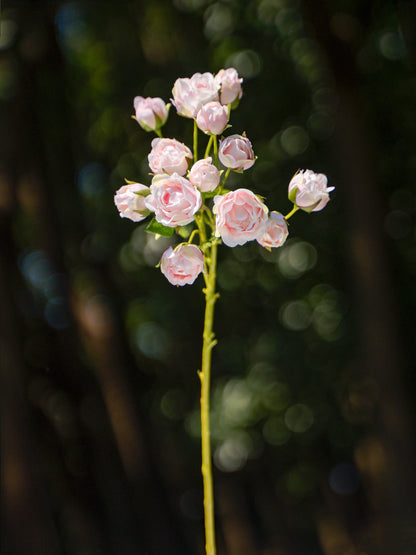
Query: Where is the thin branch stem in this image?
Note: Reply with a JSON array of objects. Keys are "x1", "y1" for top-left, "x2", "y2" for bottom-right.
[
  {"x1": 218, "y1": 167, "x2": 231, "y2": 194},
  {"x1": 285, "y1": 205, "x2": 299, "y2": 220},
  {"x1": 187, "y1": 228, "x2": 200, "y2": 244},
  {"x1": 204, "y1": 135, "x2": 214, "y2": 159},
  {"x1": 213, "y1": 135, "x2": 218, "y2": 167},
  {"x1": 194, "y1": 120, "x2": 198, "y2": 163}
]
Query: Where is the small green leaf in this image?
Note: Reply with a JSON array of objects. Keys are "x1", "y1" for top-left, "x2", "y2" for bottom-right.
[
  {"x1": 145, "y1": 217, "x2": 175, "y2": 237},
  {"x1": 124, "y1": 178, "x2": 138, "y2": 184},
  {"x1": 177, "y1": 225, "x2": 192, "y2": 239},
  {"x1": 134, "y1": 188, "x2": 151, "y2": 197}
]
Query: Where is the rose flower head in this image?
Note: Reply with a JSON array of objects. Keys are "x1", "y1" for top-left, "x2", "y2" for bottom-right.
[
  {"x1": 214, "y1": 68, "x2": 243, "y2": 106},
  {"x1": 145, "y1": 173, "x2": 202, "y2": 227},
  {"x1": 213, "y1": 188, "x2": 268, "y2": 247},
  {"x1": 256, "y1": 211, "x2": 288, "y2": 249},
  {"x1": 219, "y1": 134, "x2": 255, "y2": 171},
  {"x1": 288, "y1": 169, "x2": 334, "y2": 212},
  {"x1": 161, "y1": 244, "x2": 204, "y2": 286},
  {"x1": 172, "y1": 72, "x2": 219, "y2": 118},
  {"x1": 196, "y1": 101, "x2": 228, "y2": 136},
  {"x1": 114, "y1": 183, "x2": 150, "y2": 222},
  {"x1": 133, "y1": 96, "x2": 168, "y2": 132},
  {"x1": 148, "y1": 138, "x2": 193, "y2": 176},
  {"x1": 188, "y1": 157, "x2": 220, "y2": 193}
]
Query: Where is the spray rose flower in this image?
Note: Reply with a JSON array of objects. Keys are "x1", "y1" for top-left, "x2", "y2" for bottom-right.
[
  {"x1": 188, "y1": 157, "x2": 220, "y2": 193},
  {"x1": 256, "y1": 211, "x2": 288, "y2": 248},
  {"x1": 219, "y1": 134, "x2": 255, "y2": 171},
  {"x1": 196, "y1": 101, "x2": 228, "y2": 136},
  {"x1": 161, "y1": 244, "x2": 204, "y2": 286},
  {"x1": 214, "y1": 68, "x2": 243, "y2": 105},
  {"x1": 145, "y1": 173, "x2": 202, "y2": 227},
  {"x1": 133, "y1": 96, "x2": 168, "y2": 132},
  {"x1": 148, "y1": 138, "x2": 193, "y2": 176},
  {"x1": 288, "y1": 169, "x2": 334, "y2": 212},
  {"x1": 114, "y1": 183, "x2": 150, "y2": 222},
  {"x1": 213, "y1": 188, "x2": 268, "y2": 247},
  {"x1": 172, "y1": 72, "x2": 219, "y2": 118}
]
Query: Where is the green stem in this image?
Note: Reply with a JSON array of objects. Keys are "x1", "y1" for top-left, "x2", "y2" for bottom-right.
[
  {"x1": 199, "y1": 240, "x2": 218, "y2": 555},
  {"x1": 285, "y1": 205, "x2": 299, "y2": 220},
  {"x1": 155, "y1": 128, "x2": 163, "y2": 138},
  {"x1": 213, "y1": 135, "x2": 218, "y2": 167},
  {"x1": 218, "y1": 167, "x2": 231, "y2": 194},
  {"x1": 194, "y1": 120, "x2": 198, "y2": 163},
  {"x1": 187, "y1": 228, "x2": 199, "y2": 245},
  {"x1": 204, "y1": 135, "x2": 214, "y2": 159}
]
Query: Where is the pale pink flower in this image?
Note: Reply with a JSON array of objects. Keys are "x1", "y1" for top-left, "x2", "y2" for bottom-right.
[
  {"x1": 133, "y1": 96, "x2": 168, "y2": 131},
  {"x1": 288, "y1": 169, "x2": 334, "y2": 212},
  {"x1": 148, "y1": 138, "x2": 193, "y2": 176},
  {"x1": 171, "y1": 72, "x2": 219, "y2": 118},
  {"x1": 114, "y1": 183, "x2": 149, "y2": 222},
  {"x1": 256, "y1": 211, "x2": 288, "y2": 248},
  {"x1": 161, "y1": 244, "x2": 204, "y2": 286},
  {"x1": 196, "y1": 101, "x2": 228, "y2": 135},
  {"x1": 213, "y1": 188, "x2": 268, "y2": 247},
  {"x1": 214, "y1": 68, "x2": 243, "y2": 105},
  {"x1": 219, "y1": 134, "x2": 255, "y2": 171},
  {"x1": 188, "y1": 157, "x2": 220, "y2": 193},
  {"x1": 145, "y1": 173, "x2": 202, "y2": 227}
]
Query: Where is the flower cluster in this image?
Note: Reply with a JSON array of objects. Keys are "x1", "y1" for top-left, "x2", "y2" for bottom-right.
[{"x1": 115, "y1": 68, "x2": 334, "y2": 286}]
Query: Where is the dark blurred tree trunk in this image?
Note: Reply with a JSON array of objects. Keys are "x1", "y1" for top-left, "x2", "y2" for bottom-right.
[
  {"x1": 301, "y1": 1, "x2": 416, "y2": 552},
  {"x1": 0, "y1": 221, "x2": 63, "y2": 554},
  {"x1": 1, "y1": 5, "x2": 192, "y2": 554}
]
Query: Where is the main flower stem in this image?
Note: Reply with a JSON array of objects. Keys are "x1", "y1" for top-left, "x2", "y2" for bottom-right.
[{"x1": 199, "y1": 239, "x2": 219, "y2": 555}]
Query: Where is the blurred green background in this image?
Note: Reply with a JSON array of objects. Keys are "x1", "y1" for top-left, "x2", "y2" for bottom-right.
[{"x1": 1, "y1": 1, "x2": 416, "y2": 554}]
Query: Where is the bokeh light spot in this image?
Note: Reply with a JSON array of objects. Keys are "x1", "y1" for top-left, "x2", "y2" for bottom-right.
[
  {"x1": 284, "y1": 403, "x2": 314, "y2": 433},
  {"x1": 225, "y1": 49, "x2": 263, "y2": 78},
  {"x1": 280, "y1": 125, "x2": 309, "y2": 156},
  {"x1": 214, "y1": 433, "x2": 252, "y2": 472},
  {"x1": 379, "y1": 32, "x2": 406, "y2": 61},
  {"x1": 135, "y1": 321, "x2": 170, "y2": 360},
  {"x1": 278, "y1": 241, "x2": 317, "y2": 278},
  {"x1": 263, "y1": 416, "x2": 291, "y2": 446},
  {"x1": 45, "y1": 297, "x2": 71, "y2": 330},
  {"x1": 279, "y1": 300, "x2": 312, "y2": 331}
]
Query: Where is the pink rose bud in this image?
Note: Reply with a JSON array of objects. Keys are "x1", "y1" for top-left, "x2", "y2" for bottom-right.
[
  {"x1": 256, "y1": 211, "x2": 288, "y2": 249},
  {"x1": 288, "y1": 169, "x2": 335, "y2": 212},
  {"x1": 219, "y1": 134, "x2": 255, "y2": 171},
  {"x1": 114, "y1": 183, "x2": 150, "y2": 222},
  {"x1": 214, "y1": 68, "x2": 243, "y2": 105},
  {"x1": 188, "y1": 157, "x2": 220, "y2": 193},
  {"x1": 196, "y1": 101, "x2": 228, "y2": 135},
  {"x1": 133, "y1": 96, "x2": 168, "y2": 132},
  {"x1": 145, "y1": 173, "x2": 202, "y2": 227},
  {"x1": 161, "y1": 244, "x2": 204, "y2": 286},
  {"x1": 148, "y1": 137, "x2": 193, "y2": 176},
  {"x1": 171, "y1": 72, "x2": 219, "y2": 118},
  {"x1": 213, "y1": 188, "x2": 268, "y2": 247}
]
